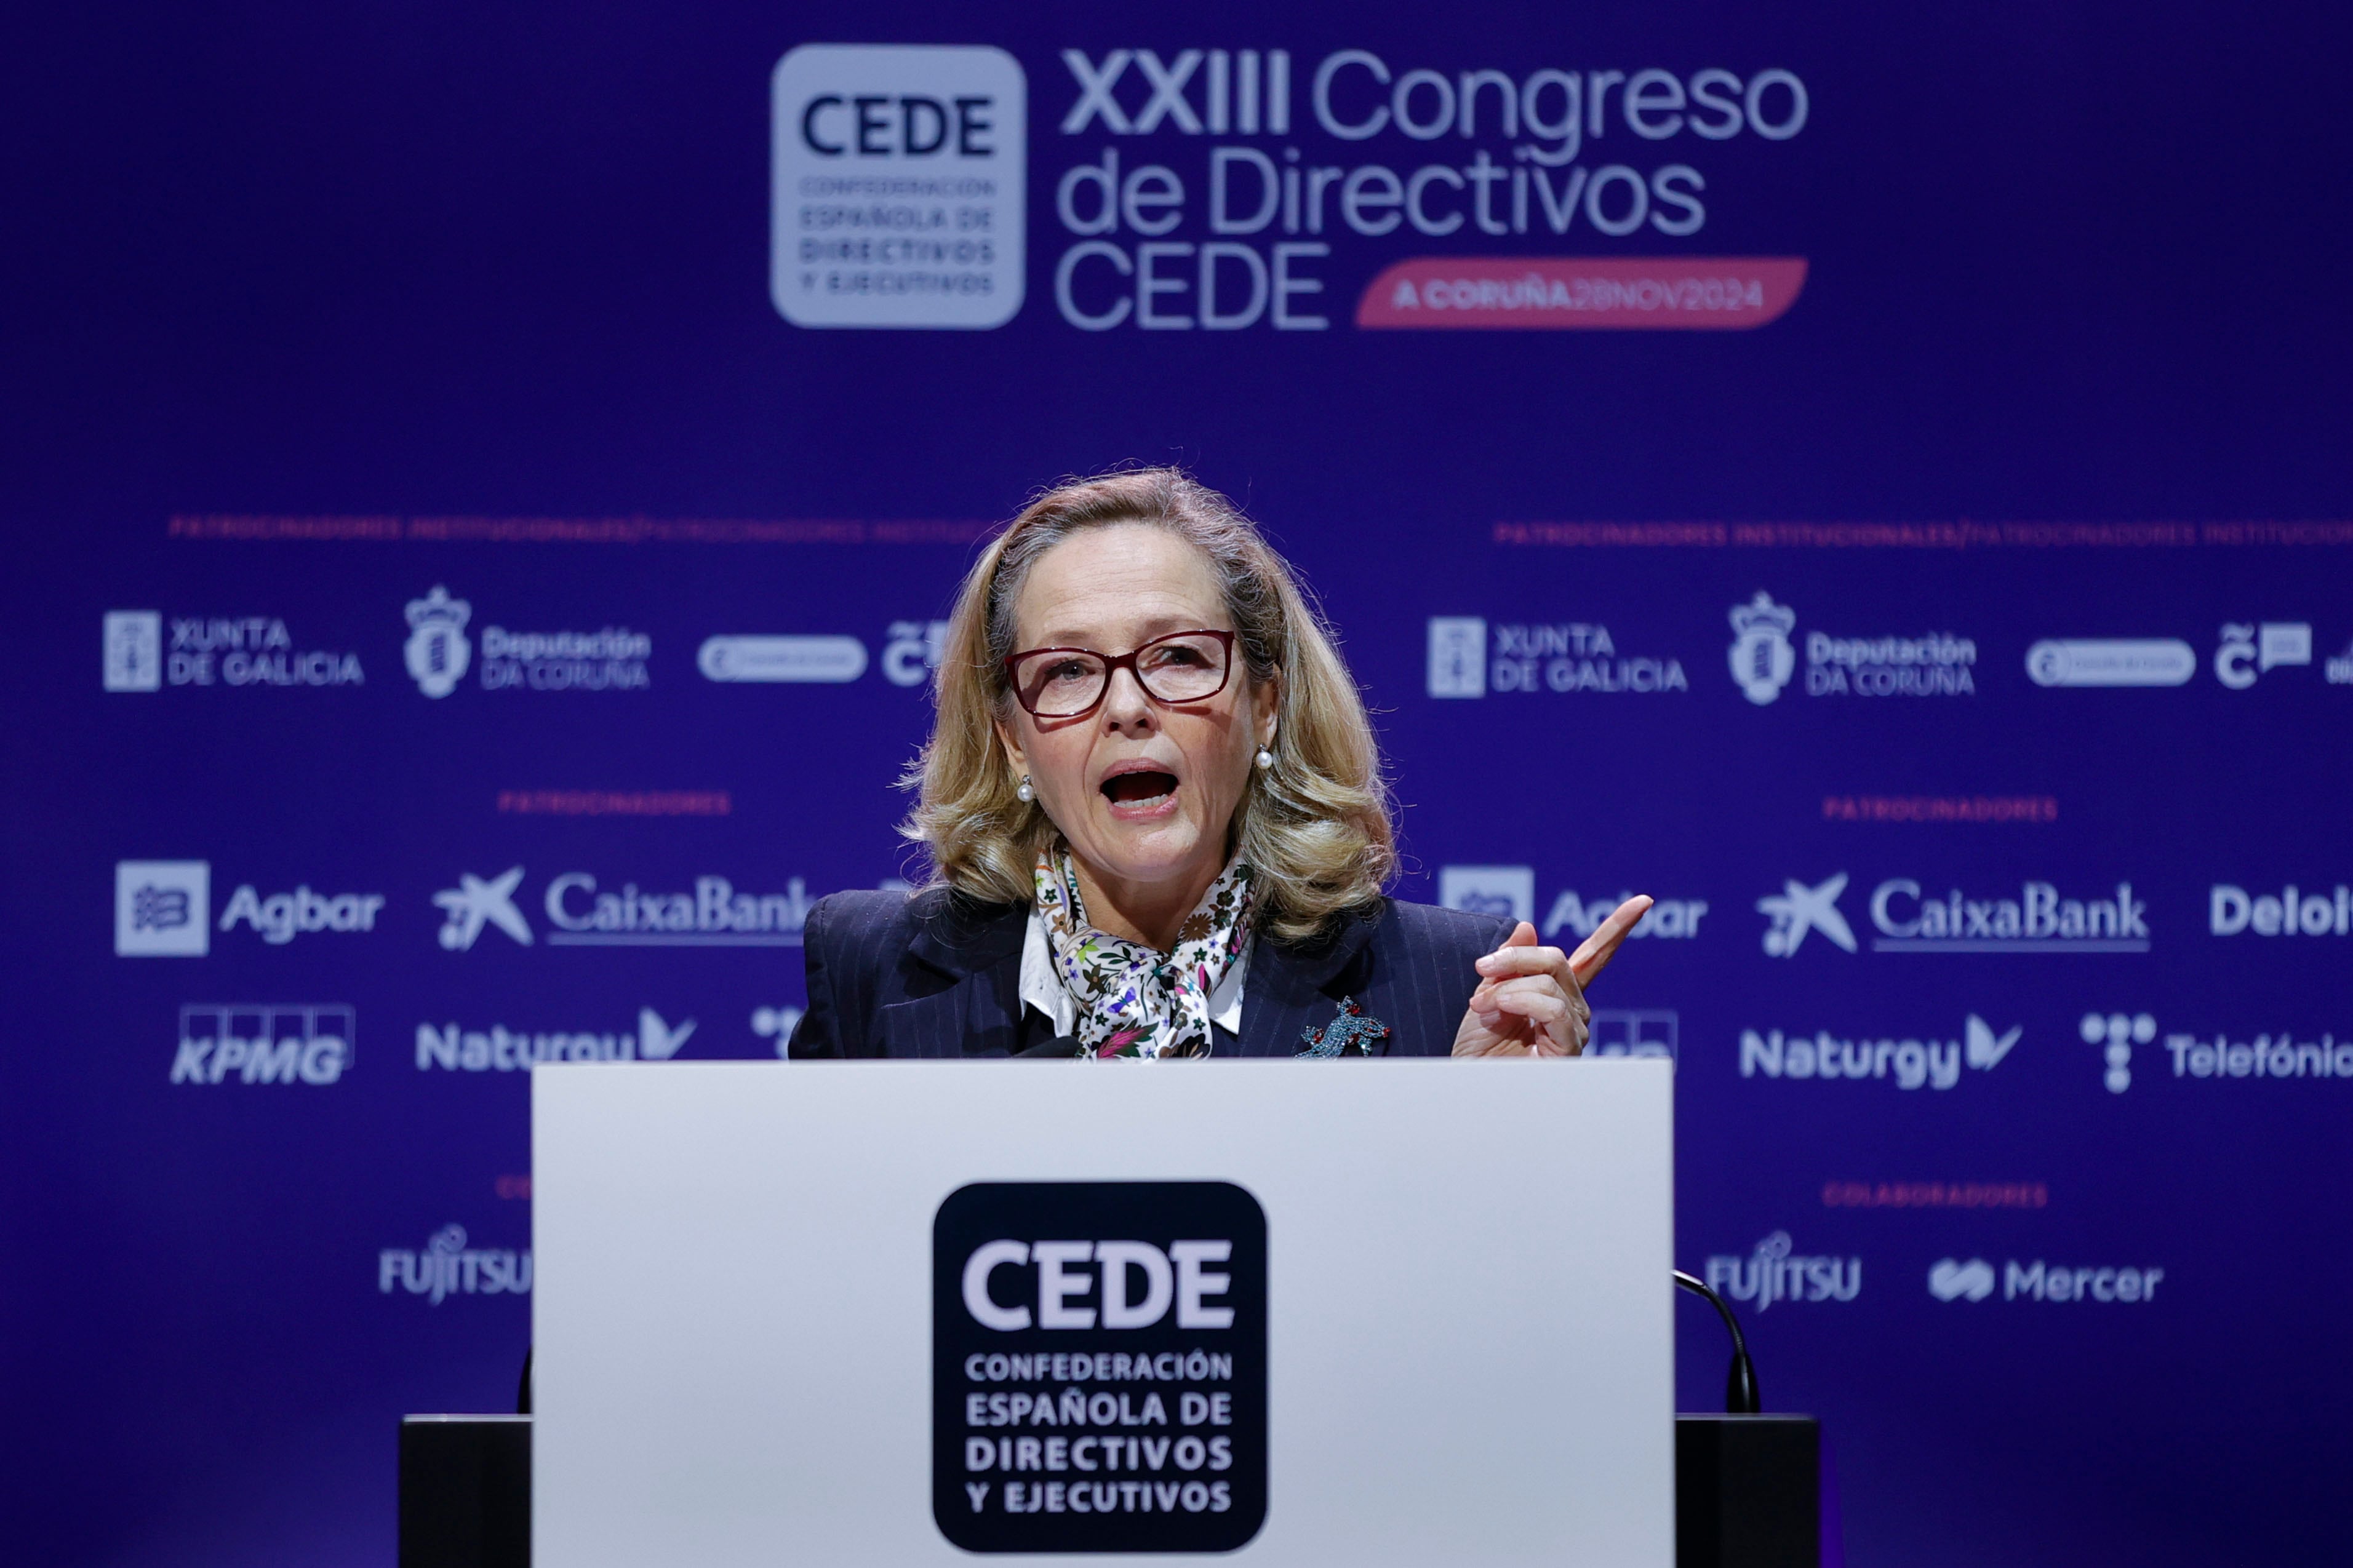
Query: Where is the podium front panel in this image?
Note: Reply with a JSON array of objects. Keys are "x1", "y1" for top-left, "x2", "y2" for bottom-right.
[{"x1": 533, "y1": 1057, "x2": 1672, "y2": 1566}]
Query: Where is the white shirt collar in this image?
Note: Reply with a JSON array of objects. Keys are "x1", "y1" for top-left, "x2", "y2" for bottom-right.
[{"x1": 1018, "y1": 904, "x2": 1252, "y2": 1047}]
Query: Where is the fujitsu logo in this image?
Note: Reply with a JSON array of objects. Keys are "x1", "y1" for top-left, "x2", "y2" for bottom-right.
[
  {"x1": 1703, "y1": 1232, "x2": 1860, "y2": 1311},
  {"x1": 378, "y1": 1224, "x2": 532, "y2": 1305}
]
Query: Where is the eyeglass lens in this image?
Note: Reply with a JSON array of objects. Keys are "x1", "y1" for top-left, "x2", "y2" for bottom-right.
[{"x1": 1014, "y1": 634, "x2": 1230, "y2": 715}]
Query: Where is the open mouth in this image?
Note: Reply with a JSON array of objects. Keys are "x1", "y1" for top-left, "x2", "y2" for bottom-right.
[{"x1": 1100, "y1": 770, "x2": 1178, "y2": 805}]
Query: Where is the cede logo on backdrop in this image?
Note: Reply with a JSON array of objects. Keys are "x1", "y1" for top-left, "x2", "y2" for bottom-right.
[
  {"x1": 2214, "y1": 621, "x2": 2310, "y2": 688},
  {"x1": 1424, "y1": 616, "x2": 1687, "y2": 698},
  {"x1": 935, "y1": 1182, "x2": 1266, "y2": 1553},
  {"x1": 172, "y1": 1005, "x2": 354, "y2": 1086},
  {"x1": 1759, "y1": 872, "x2": 2150, "y2": 955},
  {"x1": 103, "y1": 611, "x2": 364, "y2": 691},
  {"x1": 770, "y1": 44, "x2": 1027, "y2": 328}
]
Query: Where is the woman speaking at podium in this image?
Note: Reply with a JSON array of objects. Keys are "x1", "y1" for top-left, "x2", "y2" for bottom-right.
[{"x1": 789, "y1": 469, "x2": 1647, "y2": 1061}]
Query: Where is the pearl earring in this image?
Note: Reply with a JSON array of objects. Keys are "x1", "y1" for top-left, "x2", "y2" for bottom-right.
[
  {"x1": 1255, "y1": 746, "x2": 1274, "y2": 770},
  {"x1": 1016, "y1": 775, "x2": 1034, "y2": 803}
]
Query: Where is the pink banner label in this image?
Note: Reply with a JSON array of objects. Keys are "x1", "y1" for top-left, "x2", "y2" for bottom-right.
[{"x1": 1357, "y1": 257, "x2": 1807, "y2": 330}]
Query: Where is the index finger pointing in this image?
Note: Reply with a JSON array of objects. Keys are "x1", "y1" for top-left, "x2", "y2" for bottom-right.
[{"x1": 1568, "y1": 896, "x2": 1654, "y2": 989}]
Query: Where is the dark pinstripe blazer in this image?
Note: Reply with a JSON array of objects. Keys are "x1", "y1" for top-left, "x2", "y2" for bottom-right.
[{"x1": 787, "y1": 888, "x2": 1514, "y2": 1059}]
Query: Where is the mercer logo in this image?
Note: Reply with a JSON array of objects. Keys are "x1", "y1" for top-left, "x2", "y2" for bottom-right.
[
  {"x1": 1930, "y1": 1258, "x2": 2165, "y2": 1305},
  {"x1": 1739, "y1": 1015, "x2": 2021, "y2": 1091}
]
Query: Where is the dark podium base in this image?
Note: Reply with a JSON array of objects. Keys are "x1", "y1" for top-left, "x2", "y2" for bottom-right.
[
  {"x1": 399, "y1": 1411, "x2": 1819, "y2": 1566},
  {"x1": 1676, "y1": 1414, "x2": 1820, "y2": 1567},
  {"x1": 399, "y1": 1415, "x2": 530, "y2": 1568}
]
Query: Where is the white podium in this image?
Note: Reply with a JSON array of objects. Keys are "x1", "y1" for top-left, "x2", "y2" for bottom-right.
[{"x1": 532, "y1": 1058, "x2": 1674, "y2": 1566}]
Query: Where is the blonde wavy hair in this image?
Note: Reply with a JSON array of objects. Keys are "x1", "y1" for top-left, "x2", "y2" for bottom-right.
[{"x1": 905, "y1": 468, "x2": 1397, "y2": 943}]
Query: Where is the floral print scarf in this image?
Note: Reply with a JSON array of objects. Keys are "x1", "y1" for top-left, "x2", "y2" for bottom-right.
[{"x1": 1034, "y1": 846, "x2": 1255, "y2": 1060}]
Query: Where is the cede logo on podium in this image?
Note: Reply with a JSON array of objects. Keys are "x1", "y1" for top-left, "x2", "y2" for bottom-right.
[{"x1": 935, "y1": 1181, "x2": 1266, "y2": 1553}]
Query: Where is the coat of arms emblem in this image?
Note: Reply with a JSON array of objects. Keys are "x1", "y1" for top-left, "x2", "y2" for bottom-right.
[
  {"x1": 404, "y1": 586, "x2": 473, "y2": 699},
  {"x1": 1727, "y1": 592, "x2": 1797, "y2": 705}
]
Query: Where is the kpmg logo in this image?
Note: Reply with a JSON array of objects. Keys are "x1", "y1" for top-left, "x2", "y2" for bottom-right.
[
  {"x1": 934, "y1": 1182, "x2": 1266, "y2": 1553},
  {"x1": 1929, "y1": 1257, "x2": 2164, "y2": 1305},
  {"x1": 1760, "y1": 872, "x2": 2149, "y2": 955},
  {"x1": 435, "y1": 868, "x2": 534, "y2": 950},
  {"x1": 1926, "y1": 1259, "x2": 1995, "y2": 1302},
  {"x1": 1727, "y1": 592, "x2": 1796, "y2": 704},
  {"x1": 1703, "y1": 1232, "x2": 1861, "y2": 1311},
  {"x1": 1439, "y1": 864, "x2": 1708, "y2": 939},
  {"x1": 415, "y1": 1007, "x2": 697, "y2": 1072},
  {"x1": 1589, "y1": 1009, "x2": 1679, "y2": 1061},
  {"x1": 1739, "y1": 1014, "x2": 2020, "y2": 1091},
  {"x1": 2215, "y1": 621, "x2": 2310, "y2": 688},
  {"x1": 2210, "y1": 882, "x2": 2351, "y2": 939},
  {"x1": 172, "y1": 1005, "x2": 354, "y2": 1085},
  {"x1": 1424, "y1": 617, "x2": 1687, "y2": 698},
  {"x1": 404, "y1": 586, "x2": 473, "y2": 698},
  {"x1": 378, "y1": 1224, "x2": 532, "y2": 1305},
  {"x1": 116, "y1": 861, "x2": 210, "y2": 957}
]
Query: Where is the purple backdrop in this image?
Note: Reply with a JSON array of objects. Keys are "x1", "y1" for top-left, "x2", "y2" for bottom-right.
[{"x1": 4, "y1": 2, "x2": 2350, "y2": 1563}]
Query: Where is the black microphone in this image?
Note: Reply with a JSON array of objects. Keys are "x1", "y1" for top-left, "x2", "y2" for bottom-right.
[
  {"x1": 1015, "y1": 1035, "x2": 1084, "y2": 1058},
  {"x1": 1674, "y1": 1269, "x2": 1762, "y2": 1415}
]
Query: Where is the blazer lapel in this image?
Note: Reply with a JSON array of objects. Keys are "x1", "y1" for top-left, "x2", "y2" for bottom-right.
[
  {"x1": 1235, "y1": 904, "x2": 1384, "y2": 1058},
  {"x1": 879, "y1": 897, "x2": 1028, "y2": 1059}
]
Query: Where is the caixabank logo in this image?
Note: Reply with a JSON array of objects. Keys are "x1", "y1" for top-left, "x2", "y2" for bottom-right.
[
  {"x1": 934, "y1": 1182, "x2": 1267, "y2": 1553},
  {"x1": 773, "y1": 42, "x2": 1812, "y2": 333}
]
